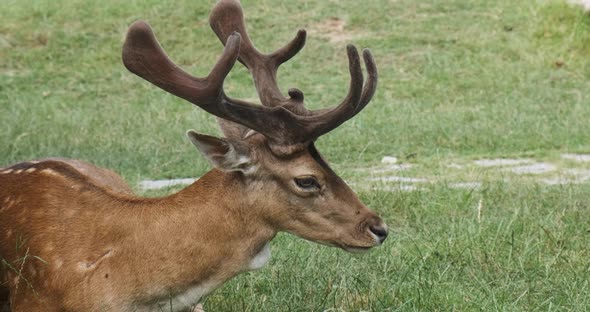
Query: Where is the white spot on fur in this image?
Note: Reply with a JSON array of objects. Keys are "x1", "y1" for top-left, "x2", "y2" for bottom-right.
[
  {"x1": 25, "y1": 167, "x2": 36, "y2": 173},
  {"x1": 53, "y1": 259, "x2": 63, "y2": 270},
  {"x1": 14, "y1": 169, "x2": 23, "y2": 174},
  {"x1": 77, "y1": 262, "x2": 89, "y2": 271},
  {"x1": 249, "y1": 242, "x2": 271, "y2": 270},
  {"x1": 77, "y1": 249, "x2": 113, "y2": 272},
  {"x1": 139, "y1": 178, "x2": 197, "y2": 190},
  {"x1": 0, "y1": 169, "x2": 13, "y2": 174},
  {"x1": 42, "y1": 168, "x2": 61, "y2": 177},
  {"x1": 45, "y1": 244, "x2": 55, "y2": 253},
  {"x1": 29, "y1": 266, "x2": 37, "y2": 277}
]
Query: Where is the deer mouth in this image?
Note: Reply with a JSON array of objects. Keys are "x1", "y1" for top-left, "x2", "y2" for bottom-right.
[{"x1": 339, "y1": 228, "x2": 388, "y2": 253}]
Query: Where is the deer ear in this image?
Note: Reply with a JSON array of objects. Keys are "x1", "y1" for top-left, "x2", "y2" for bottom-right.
[{"x1": 186, "y1": 130, "x2": 255, "y2": 174}]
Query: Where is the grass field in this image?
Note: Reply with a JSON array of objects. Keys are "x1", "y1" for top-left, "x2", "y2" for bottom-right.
[{"x1": 2, "y1": 0, "x2": 590, "y2": 310}]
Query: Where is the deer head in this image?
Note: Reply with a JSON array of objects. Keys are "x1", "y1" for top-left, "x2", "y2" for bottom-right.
[{"x1": 122, "y1": 0, "x2": 387, "y2": 251}]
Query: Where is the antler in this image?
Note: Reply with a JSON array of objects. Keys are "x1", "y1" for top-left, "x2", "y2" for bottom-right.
[
  {"x1": 209, "y1": 0, "x2": 377, "y2": 127},
  {"x1": 122, "y1": 0, "x2": 378, "y2": 151},
  {"x1": 209, "y1": 0, "x2": 307, "y2": 109},
  {"x1": 122, "y1": 21, "x2": 295, "y2": 144}
]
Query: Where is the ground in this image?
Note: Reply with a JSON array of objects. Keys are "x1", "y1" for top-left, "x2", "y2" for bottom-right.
[{"x1": 1, "y1": 0, "x2": 590, "y2": 310}]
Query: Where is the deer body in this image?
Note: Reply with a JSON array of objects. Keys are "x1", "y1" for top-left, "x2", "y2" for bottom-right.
[
  {"x1": 1, "y1": 0, "x2": 387, "y2": 310},
  {"x1": 0, "y1": 159, "x2": 274, "y2": 311}
]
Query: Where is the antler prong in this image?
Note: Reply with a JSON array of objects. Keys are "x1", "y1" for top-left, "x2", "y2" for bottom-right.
[
  {"x1": 207, "y1": 32, "x2": 242, "y2": 88},
  {"x1": 270, "y1": 29, "x2": 307, "y2": 66},
  {"x1": 359, "y1": 48, "x2": 378, "y2": 109}
]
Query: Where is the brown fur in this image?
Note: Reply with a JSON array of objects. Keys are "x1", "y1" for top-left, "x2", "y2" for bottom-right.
[
  {"x1": 0, "y1": 161, "x2": 271, "y2": 310},
  {"x1": 0, "y1": 137, "x2": 384, "y2": 311}
]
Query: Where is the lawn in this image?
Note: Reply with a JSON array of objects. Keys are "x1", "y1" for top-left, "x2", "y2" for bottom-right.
[{"x1": 1, "y1": 0, "x2": 590, "y2": 310}]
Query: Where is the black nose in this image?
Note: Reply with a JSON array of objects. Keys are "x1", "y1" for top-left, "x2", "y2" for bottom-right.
[{"x1": 369, "y1": 224, "x2": 388, "y2": 244}]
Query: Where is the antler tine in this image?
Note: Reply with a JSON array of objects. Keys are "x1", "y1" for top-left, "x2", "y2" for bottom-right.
[
  {"x1": 271, "y1": 29, "x2": 307, "y2": 66},
  {"x1": 356, "y1": 49, "x2": 378, "y2": 114},
  {"x1": 308, "y1": 48, "x2": 378, "y2": 120},
  {"x1": 295, "y1": 45, "x2": 367, "y2": 140},
  {"x1": 209, "y1": 0, "x2": 306, "y2": 108}
]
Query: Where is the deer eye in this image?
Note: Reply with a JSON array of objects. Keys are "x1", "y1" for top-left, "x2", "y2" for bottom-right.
[{"x1": 294, "y1": 176, "x2": 320, "y2": 191}]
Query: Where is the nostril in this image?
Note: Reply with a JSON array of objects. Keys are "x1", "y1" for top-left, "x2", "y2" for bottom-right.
[{"x1": 369, "y1": 224, "x2": 388, "y2": 244}]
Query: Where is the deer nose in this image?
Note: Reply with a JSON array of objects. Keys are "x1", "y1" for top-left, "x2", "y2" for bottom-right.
[{"x1": 369, "y1": 223, "x2": 388, "y2": 244}]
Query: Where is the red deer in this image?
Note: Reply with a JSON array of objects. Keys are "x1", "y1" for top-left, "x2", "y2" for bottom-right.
[{"x1": 0, "y1": 0, "x2": 387, "y2": 311}]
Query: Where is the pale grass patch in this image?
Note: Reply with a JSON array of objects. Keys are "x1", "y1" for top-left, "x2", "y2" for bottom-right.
[{"x1": 569, "y1": 0, "x2": 590, "y2": 11}]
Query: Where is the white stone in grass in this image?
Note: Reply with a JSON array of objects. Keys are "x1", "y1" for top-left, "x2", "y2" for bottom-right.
[
  {"x1": 505, "y1": 163, "x2": 556, "y2": 175},
  {"x1": 449, "y1": 182, "x2": 482, "y2": 189},
  {"x1": 569, "y1": 0, "x2": 590, "y2": 12},
  {"x1": 473, "y1": 158, "x2": 533, "y2": 167},
  {"x1": 369, "y1": 176, "x2": 428, "y2": 183},
  {"x1": 381, "y1": 156, "x2": 398, "y2": 164},
  {"x1": 371, "y1": 185, "x2": 419, "y2": 192},
  {"x1": 561, "y1": 153, "x2": 590, "y2": 162},
  {"x1": 541, "y1": 169, "x2": 590, "y2": 185},
  {"x1": 368, "y1": 164, "x2": 413, "y2": 174},
  {"x1": 565, "y1": 169, "x2": 590, "y2": 182},
  {"x1": 139, "y1": 178, "x2": 197, "y2": 190},
  {"x1": 446, "y1": 163, "x2": 464, "y2": 169},
  {"x1": 542, "y1": 177, "x2": 574, "y2": 185}
]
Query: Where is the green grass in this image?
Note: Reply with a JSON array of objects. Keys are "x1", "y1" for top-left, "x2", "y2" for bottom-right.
[
  {"x1": 2, "y1": 0, "x2": 590, "y2": 310},
  {"x1": 208, "y1": 183, "x2": 590, "y2": 311}
]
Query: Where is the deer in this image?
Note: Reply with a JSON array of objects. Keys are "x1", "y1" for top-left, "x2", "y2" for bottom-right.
[{"x1": 0, "y1": 0, "x2": 387, "y2": 311}]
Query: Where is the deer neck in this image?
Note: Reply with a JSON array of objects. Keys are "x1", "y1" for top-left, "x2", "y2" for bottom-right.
[
  {"x1": 150, "y1": 168, "x2": 275, "y2": 269},
  {"x1": 171, "y1": 169, "x2": 276, "y2": 246},
  {"x1": 106, "y1": 169, "x2": 275, "y2": 305}
]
